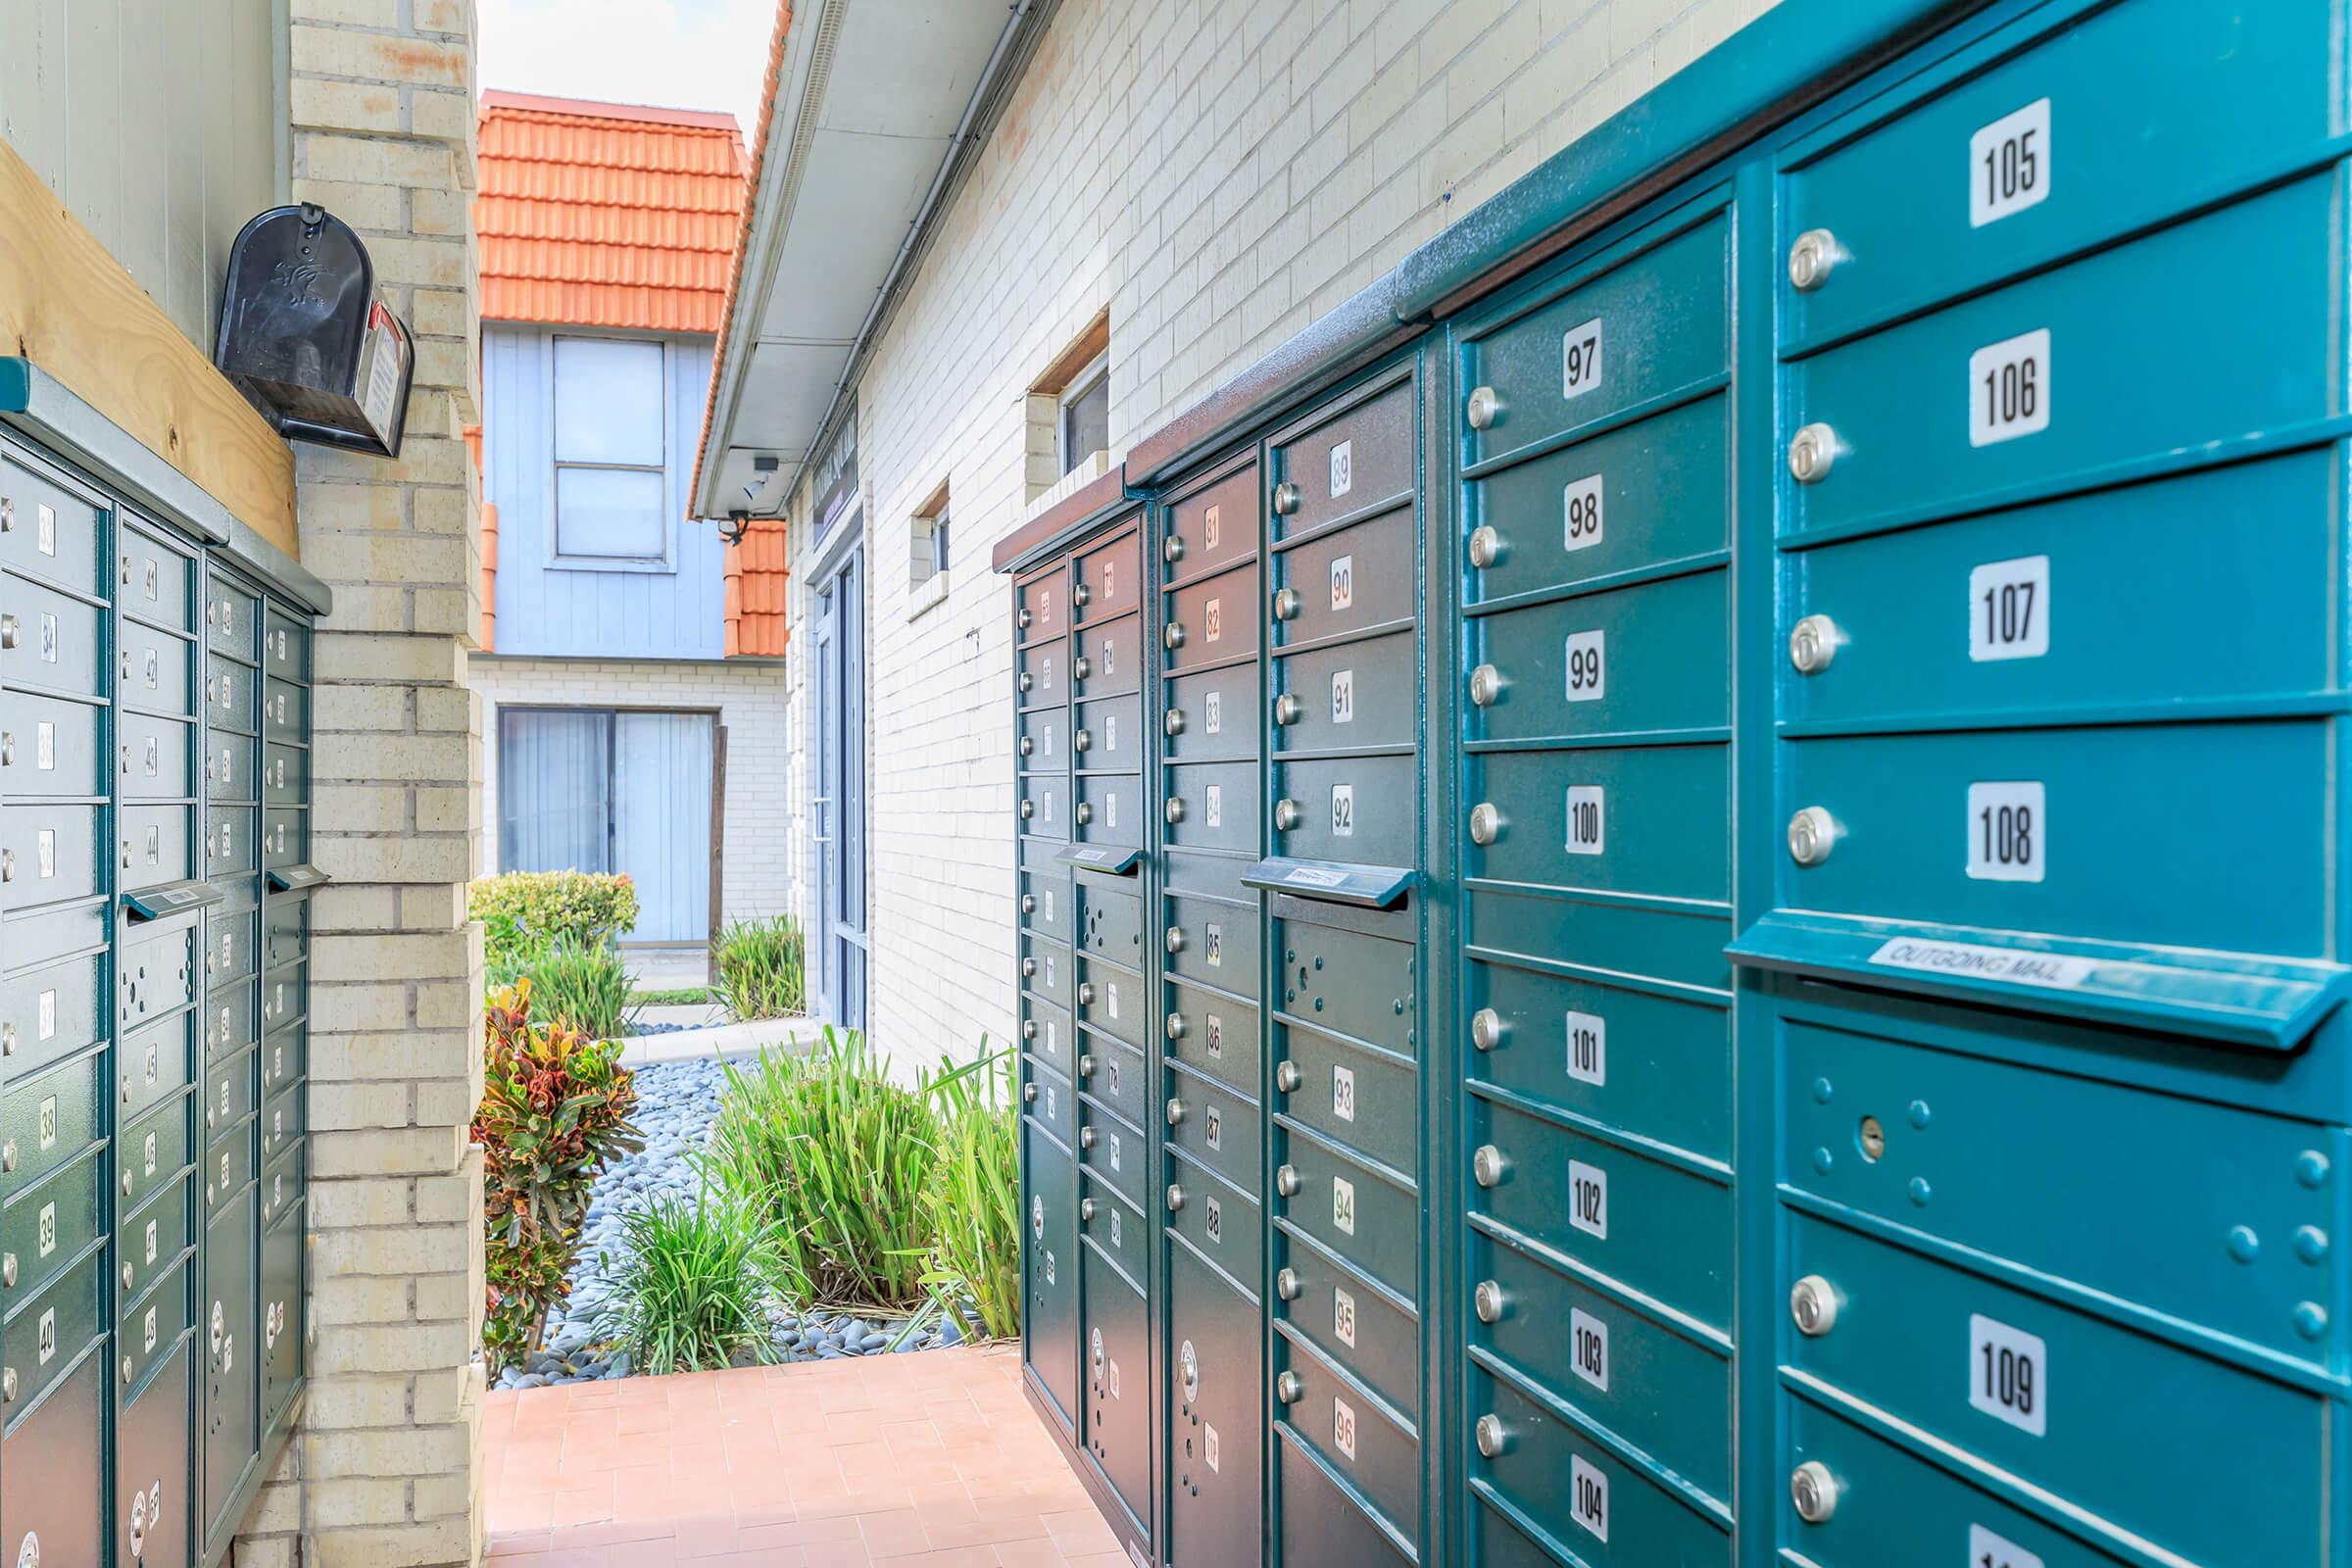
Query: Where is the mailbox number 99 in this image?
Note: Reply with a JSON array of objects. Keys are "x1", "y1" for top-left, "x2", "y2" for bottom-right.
[{"x1": 1565, "y1": 630, "x2": 1604, "y2": 702}]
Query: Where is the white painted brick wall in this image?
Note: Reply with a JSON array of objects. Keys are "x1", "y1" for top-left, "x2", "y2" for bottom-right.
[{"x1": 782, "y1": 0, "x2": 1777, "y2": 1073}]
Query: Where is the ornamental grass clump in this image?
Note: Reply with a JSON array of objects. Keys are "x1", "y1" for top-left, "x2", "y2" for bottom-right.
[
  {"x1": 524, "y1": 939, "x2": 638, "y2": 1041},
  {"x1": 912, "y1": 1045, "x2": 1021, "y2": 1342},
  {"x1": 713, "y1": 914, "x2": 807, "y2": 1020},
  {"x1": 597, "y1": 1182, "x2": 783, "y2": 1374}
]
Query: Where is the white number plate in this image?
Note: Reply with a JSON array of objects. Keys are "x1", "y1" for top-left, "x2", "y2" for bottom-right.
[
  {"x1": 1565, "y1": 785, "x2": 1603, "y2": 856},
  {"x1": 1329, "y1": 440, "x2": 1353, "y2": 500},
  {"x1": 1330, "y1": 555, "x2": 1354, "y2": 612},
  {"x1": 1565, "y1": 1008, "x2": 1605, "y2": 1088},
  {"x1": 1971, "y1": 1525, "x2": 2045, "y2": 1568},
  {"x1": 1332, "y1": 1396, "x2": 1357, "y2": 1459},
  {"x1": 1571, "y1": 1454, "x2": 1609, "y2": 1542},
  {"x1": 1204, "y1": 597, "x2": 1223, "y2": 643},
  {"x1": 1969, "y1": 1313, "x2": 2047, "y2": 1436},
  {"x1": 1332, "y1": 1175, "x2": 1356, "y2": 1235},
  {"x1": 1563, "y1": 471, "x2": 1603, "y2": 552},
  {"x1": 1970, "y1": 98, "x2": 2050, "y2": 227},
  {"x1": 1331, "y1": 668, "x2": 1354, "y2": 724},
  {"x1": 1569, "y1": 1307, "x2": 1610, "y2": 1393},
  {"x1": 1332, "y1": 1064, "x2": 1356, "y2": 1122},
  {"x1": 1970, "y1": 327, "x2": 2050, "y2": 446},
  {"x1": 1204, "y1": 691, "x2": 1222, "y2": 733},
  {"x1": 1969, "y1": 555, "x2": 2049, "y2": 662},
  {"x1": 1204, "y1": 1424, "x2": 1220, "y2": 1472},
  {"x1": 1568, "y1": 1159, "x2": 1607, "y2": 1240},
  {"x1": 1333, "y1": 1287, "x2": 1357, "y2": 1348},
  {"x1": 1331, "y1": 783, "x2": 1354, "y2": 837},
  {"x1": 1562, "y1": 318, "x2": 1603, "y2": 398},
  {"x1": 1204, "y1": 785, "x2": 1223, "y2": 827},
  {"x1": 1203, "y1": 506, "x2": 1220, "y2": 550},
  {"x1": 1967, "y1": 781, "x2": 2043, "y2": 883},
  {"x1": 1565, "y1": 629, "x2": 1604, "y2": 702}
]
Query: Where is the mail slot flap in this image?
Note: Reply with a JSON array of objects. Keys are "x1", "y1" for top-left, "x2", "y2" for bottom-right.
[
  {"x1": 1244, "y1": 858, "x2": 1413, "y2": 910},
  {"x1": 123, "y1": 879, "x2": 224, "y2": 923},
  {"x1": 1727, "y1": 910, "x2": 2349, "y2": 1052},
  {"x1": 1056, "y1": 843, "x2": 1138, "y2": 876},
  {"x1": 267, "y1": 863, "x2": 328, "y2": 894}
]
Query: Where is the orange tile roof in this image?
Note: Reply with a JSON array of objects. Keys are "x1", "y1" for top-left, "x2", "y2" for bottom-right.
[
  {"x1": 476, "y1": 90, "x2": 749, "y2": 333},
  {"x1": 723, "y1": 515, "x2": 790, "y2": 656},
  {"x1": 694, "y1": 1, "x2": 793, "y2": 513}
]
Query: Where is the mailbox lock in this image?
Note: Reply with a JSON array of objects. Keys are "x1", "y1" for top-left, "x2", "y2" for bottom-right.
[
  {"x1": 1788, "y1": 613, "x2": 1840, "y2": 675},
  {"x1": 1273, "y1": 799, "x2": 1303, "y2": 832},
  {"x1": 1019, "y1": 736, "x2": 1034, "y2": 757},
  {"x1": 1164, "y1": 621, "x2": 1187, "y2": 650},
  {"x1": 1274, "y1": 1060, "x2": 1302, "y2": 1094},
  {"x1": 16, "y1": 1533, "x2": 34, "y2": 1568},
  {"x1": 1468, "y1": 664, "x2": 1504, "y2": 708},
  {"x1": 1022, "y1": 957, "x2": 1038, "y2": 978},
  {"x1": 2, "y1": 1368, "x2": 14, "y2": 1402},
  {"x1": 1018, "y1": 672, "x2": 1034, "y2": 693},
  {"x1": 1275, "y1": 1268, "x2": 1301, "y2": 1301},
  {"x1": 1164, "y1": 709, "x2": 1187, "y2": 736},
  {"x1": 1077, "y1": 982, "x2": 1097, "y2": 1006},
  {"x1": 1166, "y1": 925, "x2": 1188, "y2": 954},
  {"x1": 1468, "y1": 802, "x2": 1502, "y2": 846},
  {"x1": 1790, "y1": 1274, "x2": 1841, "y2": 1336},
  {"x1": 122, "y1": 1262, "x2": 134, "y2": 1289},
  {"x1": 1466, "y1": 385, "x2": 1501, "y2": 431},
  {"x1": 1271, "y1": 587, "x2": 1302, "y2": 621},
  {"x1": 1, "y1": 1023, "x2": 13, "y2": 1056},
  {"x1": 1474, "y1": 1414, "x2": 1507, "y2": 1459},
  {"x1": 1020, "y1": 894, "x2": 1037, "y2": 915},
  {"x1": 1165, "y1": 1011, "x2": 1187, "y2": 1040},
  {"x1": 1078, "y1": 1054, "x2": 1098, "y2": 1081},
  {"x1": 0, "y1": 616, "x2": 15, "y2": 650},
  {"x1": 1079, "y1": 1126, "x2": 1098, "y2": 1151},
  {"x1": 1073, "y1": 657, "x2": 1092, "y2": 680},
  {"x1": 1275, "y1": 1164, "x2": 1302, "y2": 1198},
  {"x1": 1473, "y1": 1279, "x2": 1504, "y2": 1324},
  {"x1": 1, "y1": 1141, "x2": 16, "y2": 1174},
  {"x1": 1790, "y1": 1461, "x2": 1841, "y2": 1524},
  {"x1": 1021, "y1": 1019, "x2": 1038, "y2": 1041},
  {"x1": 0, "y1": 1256, "x2": 12, "y2": 1289},
  {"x1": 1467, "y1": 525, "x2": 1503, "y2": 569},
  {"x1": 1021, "y1": 1083, "x2": 1039, "y2": 1105},
  {"x1": 1019, "y1": 801, "x2": 1035, "y2": 821},
  {"x1": 1163, "y1": 535, "x2": 1186, "y2": 564},
  {"x1": 1075, "y1": 803, "x2": 1094, "y2": 825},
  {"x1": 1273, "y1": 693, "x2": 1302, "y2": 726},
  {"x1": 1788, "y1": 807, "x2": 1838, "y2": 867},
  {"x1": 1788, "y1": 227, "x2": 1840, "y2": 292},
  {"x1": 1272, "y1": 480, "x2": 1301, "y2": 516},
  {"x1": 1469, "y1": 1007, "x2": 1504, "y2": 1053},
  {"x1": 0, "y1": 733, "x2": 11, "y2": 767},
  {"x1": 1788, "y1": 422, "x2": 1838, "y2": 484},
  {"x1": 1072, "y1": 582, "x2": 1092, "y2": 608},
  {"x1": 1074, "y1": 728, "x2": 1092, "y2": 753},
  {"x1": 1471, "y1": 1144, "x2": 1507, "y2": 1189},
  {"x1": 1, "y1": 852, "x2": 12, "y2": 885},
  {"x1": 1165, "y1": 797, "x2": 1186, "y2": 825},
  {"x1": 1165, "y1": 1097, "x2": 1187, "y2": 1126},
  {"x1": 1166, "y1": 1183, "x2": 1187, "y2": 1212},
  {"x1": 1080, "y1": 1198, "x2": 1098, "y2": 1222},
  {"x1": 1275, "y1": 1371, "x2": 1304, "y2": 1404},
  {"x1": 1017, "y1": 608, "x2": 1032, "y2": 630}
]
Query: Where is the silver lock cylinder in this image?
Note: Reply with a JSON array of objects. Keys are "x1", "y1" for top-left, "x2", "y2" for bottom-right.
[
  {"x1": 1019, "y1": 736, "x2": 1034, "y2": 757},
  {"x1": 1165, "y1": 1011, "x2": 1187, "y2": 1040},
  {"x1": 1271, "y1": 586, "x2": 1302, "y2": 621},
  {"x1": 1273, "y1": 693, "x2": 1302, "y2": 726},
  {"x1": 2, "y1": 1367, "x2": 15, "y2": 1401},
  {"x1": 1165, "y1": 1183, "x2": 1187, "y2": 1212},
  {"x1": 122, "y1": 1262, "x2": 134, "y2": 1288},
  {"x1": 1275, "y1": 1268, "x2": 1301, "y2": 1301},
  {"x1": 1274, "y1": 1060, "x2": 1302, "y2": 1094},
  {"x1": 1272, "y1": 480, "x2": 1301, "y2": 515},
  {"x1": 1080, "y1": 1198, "x2": 1098, "y2": 1222},
  {"x1": 1163, "y1": 535, "x2": 1185, "y2": 564},
  {"x1": 1019, "y1": 801, "x2": 1035, "y2": 820},
  {"x1": 1275, "y1": 1370, "x2": 1303, "y2": 1403},
  {"x1": 1077, "y1": 982, "x2": 1096, "y2": 1005},
  {"x1": 0, "y1": 1255, "x2": 12, "y2": 1289},
  {"x1": 1275, "y1": 1163, "x2": 1302, "y2": 1198},
  {"x1": 1466, "y1": 525, "x2": 1503, "y2": 569},
  {"x1": 1079, "y1": 1126, "x2": 1098, "y2": 1151},
  {"x1": 1788, "y1": 227, "x2": 1839, "y2": 292},
  {"x1": 1788, "y1": 807, "x2": 1838, "y2": 867},
  {"x1": 1164, "y1": 708, "x2": 1186, "y2": 736},
  {"x1": 0, "y1": 733, "x2": 12, "y2": 767},
  {"x1": 1072, "y1": 656, "x2": 1091, "y2": 680},
  {"x1": 1166, "y1": 925, "x2": 1187, "y2": 954},
  {"x1": 1468, "y1": 664, "x2": 1504, "y2": 707},
  {"x1": 1788, "y1": 422, "x2": 1838, "y2": 484},
  {"x1": 1020, "y1": 1019, "x2": 1038, "y2": 1041},
  {"x1": 1072, "y1": 582, "x2": 1092, "y2": 607},
  {"x1": 1020, "y1": 893, "x2": 1036, "y2": 914},
  {"x1": 2, "y1": 1141, "x2": 15, "y2": 1173},
  {"x1": 1078, "y1": 1054, "x2": 1097, "y2": 1080},
  {"x1": 1474, "y1": 1414, "x2": 1507, "y2": 1458},
  {"x1": 1, "y1": 1023, "x2": 13, "y2": 1056},
  {"x1": 1165, "y1": 1097, "x2": 1187, "y2": 1126},
  {"x1": 1021, "y1": 1083, "x2": 1039, "y2": 1105},
  {"x1": 0, "y1": 616, "x2": 16, "y2": 650},
  {"x1": 1473, "y1": 1279, "x2": 1504, "y2": 1323},
  {"x1": 1789, "y1": 1460, "x2": 1841, "y2": 1524},
  {"x1": 18, "y1": 1531, "x2": 36, "y2": 1568},
  {"x1": 1017, "y1": 608, "x2": 1032, "y2": 629},
  {"x1": 1468, "y1": 802, "x2": 1502, "y2": 846},
  {"x1": 1471, "y1": 1144, "x2": 1507, "y2": 1188},
  {"x1": 1018, "y1": 671, "x2": 1034, "y2": 692},
  {"x1": 1469, "y1": 1007, "x2": 1504, "y2": 1053},
  {"x1": 1788, "y1": 613, "x2": 1840, "y2": 675},
  {"x1": 1165, "y1": 797, "x2": 1186, "y2": 824},
  {"x1": 1466, "y1": 385, "x2": 1501, "y2": 430},
  {"x1": 1075, "y1": 802, "x2": 1093, "y2": 825},
  {"x1": 1164, "y1": 621, "x2": 1187, "y2": 649},
  {"x1": 1789, "y1": 1274, "x2": 1840, "y2": 1337},
  {"x1": 1273, "y1": 799, "x2": 1302, "y2": 832},
  {"x1": 1021, "y1": 956, "x2": 1038, "y2": 978}
]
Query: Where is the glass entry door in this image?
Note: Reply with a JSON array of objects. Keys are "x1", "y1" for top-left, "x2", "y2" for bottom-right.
[{"x1": 811, "y1": 548, "x2": 868, "y2": 1031}]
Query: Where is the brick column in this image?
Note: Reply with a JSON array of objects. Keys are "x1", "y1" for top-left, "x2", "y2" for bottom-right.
[{"x1": 238, "y1": 2, "x2": 489, "y2": 1564}]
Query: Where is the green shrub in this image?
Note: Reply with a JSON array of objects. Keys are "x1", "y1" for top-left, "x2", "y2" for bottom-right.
[
  {"x1": 525, "y1": 940, "x2": 638, "y2": 1041},
  {"x1": 708, "y1": 1028, "x2": 937, "y2": 1310},
  {"x1": 471, "y1": 871, "x2": 640, "y2": 978},
  {"x1": 473, "y1": 981, "x2": 643, "y2": 1372},
  {"x1": 596, "y1": 1183, "x2": 782, "y2": 1374},
  {"x1": 713, "y1": 915, "x2": 807, "y2": 1021},
  {"x1": 915, "y1": 1044, "x2": 1021, "y2": 1342}
]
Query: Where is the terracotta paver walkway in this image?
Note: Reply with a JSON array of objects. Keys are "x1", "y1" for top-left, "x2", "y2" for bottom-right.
[{"x1": 483, "y1": 1345, "x2": 1127, "y2": 1566}]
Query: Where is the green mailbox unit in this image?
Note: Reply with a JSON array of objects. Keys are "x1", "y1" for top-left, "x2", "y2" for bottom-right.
[
  {"x1": 0, "y1": 362, "x2": 321, "y2": 1568},
  {"x1": 1003, "y1": 1, "x2": 2352, "y2": 1564}
]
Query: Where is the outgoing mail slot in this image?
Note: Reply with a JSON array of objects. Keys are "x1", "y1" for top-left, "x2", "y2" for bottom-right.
[
  {"x1": 208, "y1": 657, "x2": 261, "y2": 734},
  {"x1": 117, "y1": 619, "x2": 194, "y2": 717},
  {"x1": 1163, "y1": 461, "x2": 1260, "y2": 585},
  {"x1": 259, "y1": 1025, "x2": 304, "y2": 1100},
  {"x1": 2, "y1": 949, "x2": 102, "y2": 1083},
  {"x1": 1468, "y1": 743, "x2": 1728, "y2": 903},
  {"x1": 200, "y1": 804, "x2": 258, "y2": 881},
  {"x1": 1016, "y1": 636, "x2": 1067, "y2": 710},
  {"x1": 1466, "y1": 956, "x2": 1729, "y2": 1164},
  {"x1": 0, "y1": 1342, "x2": 103, "y2": 1565},
  {"x1": 1164, "y1": 1062, "x2": 1259, "y2": 1198},
  {"x1": 4, "y1": 1245, "x2": 102, "y2": 1415},
  {"x1": 1078, "y1": 1097, "x2": 1146, "y2": 1216},
  {"x1": 118, "y1": 522, "x2": 196, "y2": 632},
  {"x1": 1271, "y1": 754, "x2": 1413, "y2": 869},
  {"x1": 1081, "y1": 1246, "x2": 1152, "y2": 1530},
  {"x1": 1469, "y1": 1092, "x2": 1731, "y2": 1334},
  {"x1": 261, "y1": 741, "x2": 309, "y2": 806},
  {"x1": 206, "y1": 985, "x2": 259, "y2": 1062},
  {"x1": 1075, "y1": 956, "x2": 1145, "y2": 1051},
  {"x1": 1076, "y1": 876, "x2": 1142, "y2": 967},
  {"x1": 1469, "y1": 1224, "x2": 1732, "y2": 1506},
  {"x1": 261, "y1": 1206, "x2": 305, "y2": 1427},
  {"x1": 1, "y1": 571, "x2": 104, "y2": 696},
  {"x1": 1163, "y1": 662, "x2": 1259, "y2": 763},
  {"x1": 260, "y1": 959, "x2": 307, "y2": 1034},
  {"x1": 1276, "y1": 630, "x2": 1412, "y2": 752},
  {"x1": 1782, "y1": 720, "x2": 2326, "y2": 959},
  {"x1": 1165, "y1": 562, "x2": 1257, "y2": 672},
  {"x1": 1461, "y1": 208, "x2": 1729, "y2": 472},
  {"x1": 263, "y1": 677, "x2": 308, "y2": 742},
  {"x1": 1273, "y1": 512, "x2": 1411, "y2": 648},
  {"x1": 122, "y1": 804, "x2": 198, "y2": 890},
  {"x1": 259, "y1": 1136, "x2": 303, "y2": 1227},
  {"x1": 1472, "y1": 568, "x2": 1728, "y2": 744},
  {"x1": 1021, "y1": 995, "x2": 1071, "y2": 1077},
  {"x1": 1072, "y1": 529, "x2": 1140, "y2": 625},
  {"x1": 1277, "y1": 1131, "x2": 1415, "y2": 1302},
  {"x1": 1018, "y1": 772, "x2": 1069, "y2": 840},
  {"x1": 208, "y1": 1045, "x2": 260, "y2": 1141},
  {"x1": 1465, "y1": 394, "x2": 1727, "y2": 607},
  {"x1": 1166, "y1": 982, "x2": 1258, "y2": 1097},
  {"x1": 1271, "y1": 1332, "x2": 1418, "y2": 1540},
  {"x1": 1165, "y1": 1148, "x2": 1260, "y2": 1298},
  {"x1": 263, "y1": 893, "x2": 310, "y2": 967},
  {"x1": 208, "y1": 574, "x2": 262, "y2": 663},
  {"x1": 263, "y1": 808, "x2": 306, "y2": 870},
  {"x1": 1269, "y1": 376, "x2": 1414, "y2": 544},
  {"x1": 262, "y1": 608, "x2": 310, "y2": 682},
  {"x1": 1079, "y1": 1169, "x2": 1149, "y2": 1283},
  {"x1": 2, "y1": 1148, "x2": 101, "y2": 1304},
  {"x1": 119, "y1": 1094, "x2": 193, "y2": 1213},
  {"x1": 121, "y1": 1328, "x2": 196, "y2": 1568},
  {"x1": 118, "y1": 712, "x2": 194, "y2": 802},
  {"x1": 5, "y1": 690, "x2": 104, "y2": 796},
  {"x1": 208, "y1": 901, "x2": 261, "y2": 990},
  {"x1": 1786, "y1": 450, "x2": 2334, "y2": 727},
  {"x1": 1164, "y1": 892, "x2": 1257, "y2": 995},
  {"x1": 1274, "y1": 918, "x2": 1415, "y2": 1056},
  {"x1": 119, "y1": 1010, "x2": 197, "y2": 1127},
  {"x1": 1072, "y1": 695, "x2": 1144, "y2": 773},
  {"x1": 1274, "y1": 1231, "x2": 1417, "y2": 1422},
  {"x1": 1079, "y1": 1035, "x2": 1148, "y2": 1131},
  {"x1": 1468, "y1": 1361, "x2": 1729, "y2": 1566},
  {"x1": 119, "y1": 923, "x2": 197, "y2": 1029},
  {"x1": 1167, "y1": 1243, "x2": 1265, "y2": 1567},
  {"x1": 1017, "y1": 564, "x2": 1067, "y2": 646},
  {"x1": 1073, "y1": 612, "x2": 1141, "y2": 700},
  {"x1": 1786, "y1": 172, "x2": 2333, "y2": 541},
  {"x1": 1271, "y1": 1021, "x2": 1413, "y2": 1174},
  {"x1": 1165, "y1": 760, "x2": 1256, "y2": 855},
  {"x1": 2, "y1": 804, "x2": 102, "y2": 909},
  {"x1": 0, "y1": 447, "x2": 104, "y2": 594},
  {"x1": 1277, "y1": 1429, "x2": 1414, "y2": 1568},
  {"x1": 1023, "y1": 1122, "x2": 1079, "y2": 1429},
  {"x1": 1786, "y1": 1210, "x2": 2326, "y2": 1568},
  {"x1": 120, "y1": 1170, "x2": 194, "y2": 1308},
  {"x1": 1075, "y1": 773, "x2": 1142, "y2": 849},
  {"x1": 1016, "y1": 705, "x2": 1067, "y2": 775},
  {"x1": 1785, "y1": 1011, "x2": 2338, "y2": 1360}
]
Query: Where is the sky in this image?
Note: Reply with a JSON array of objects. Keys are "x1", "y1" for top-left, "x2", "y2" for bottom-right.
[{"x1": 475, "y1": 0, "x2": 776, "y2": 134}]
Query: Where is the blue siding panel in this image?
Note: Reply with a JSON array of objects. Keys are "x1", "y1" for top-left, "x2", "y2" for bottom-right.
[{"x1": 484, "y1": 323, "x2": 727, "y2": 660}]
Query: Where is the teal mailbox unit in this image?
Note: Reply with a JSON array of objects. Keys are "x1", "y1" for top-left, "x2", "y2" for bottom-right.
[
  {"x1": 1002, "y1": 1, "x2": 2352, "y2": 1563},
  {"x1": 0, "y1": 361, "x2": 322, "y2": 1568}
]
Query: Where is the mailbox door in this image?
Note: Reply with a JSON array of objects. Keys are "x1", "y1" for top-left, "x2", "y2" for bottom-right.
[{"x1": 1166, "y1": 1242, "x2": 1264, "y2": 1567}]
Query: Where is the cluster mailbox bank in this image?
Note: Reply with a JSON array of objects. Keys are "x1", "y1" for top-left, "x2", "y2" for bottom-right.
[{"x1": 998, "y1": 1, "x2": 2352, "y2": 1565}]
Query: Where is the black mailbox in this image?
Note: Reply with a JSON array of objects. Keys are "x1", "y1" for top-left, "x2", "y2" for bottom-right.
[{"x1": 215, "y1": 203, "x2": 414, "y2": 458}]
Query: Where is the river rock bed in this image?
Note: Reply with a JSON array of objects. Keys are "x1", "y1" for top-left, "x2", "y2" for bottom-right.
[{"x1": 494, "y1": 1054, "x2": 958, "y2": 1391}]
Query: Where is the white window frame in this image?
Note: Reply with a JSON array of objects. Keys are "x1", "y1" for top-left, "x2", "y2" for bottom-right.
[
  {"x1": 1056, "y1": 352, "x2": 1109, "y2": 476},
  {"x1": 545, "y1": 332, "x2": 679, "y2": 573}
]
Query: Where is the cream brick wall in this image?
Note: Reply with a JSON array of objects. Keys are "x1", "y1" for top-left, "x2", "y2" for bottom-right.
[
  {"x1": 794, "y1": 0, "x2": 1777, "y2": 1071},
  {"x1": 239, "y1": 0, "x2": 489, "y2": 1563},
  {"x1": 468, "y1": 655, "x2": 800, "y2": 931}
]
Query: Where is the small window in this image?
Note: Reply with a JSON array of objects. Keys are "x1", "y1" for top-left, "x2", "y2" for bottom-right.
[
  {"x1": 909, "y1": 478, "x2": 952, "y2": 595},
  {"x1": 553, "y1": 336, "x2": 668, "y2": 562},
  {"x1": 1057, "y1": 355, "x2": 1109, "y2": 475},
  {"x1": 930, "y1": 504, "x2": 952, "y2": 577}
]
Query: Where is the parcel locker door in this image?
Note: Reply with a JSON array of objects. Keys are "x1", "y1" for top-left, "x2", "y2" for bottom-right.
[
  {"x1": 201, "y1": 1190, "x2": 259, "y2": 1546},
  {"x1": 1167, "y1": 1241, "x2": 1264, "y2": 1567},
  {"x1": 1023, "y1": 1122, "x2": 1080, "y2": 1433}
]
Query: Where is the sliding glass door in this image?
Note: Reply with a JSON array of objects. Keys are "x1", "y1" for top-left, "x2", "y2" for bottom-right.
[{"x1": 499, "y1": 707, "x2": 715, "y2": 942}]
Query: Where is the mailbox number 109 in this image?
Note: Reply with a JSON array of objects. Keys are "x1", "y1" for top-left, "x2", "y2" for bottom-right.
[{"x1": 1969, "y1": 1313, "x2": 2047, "y2": 1436}]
